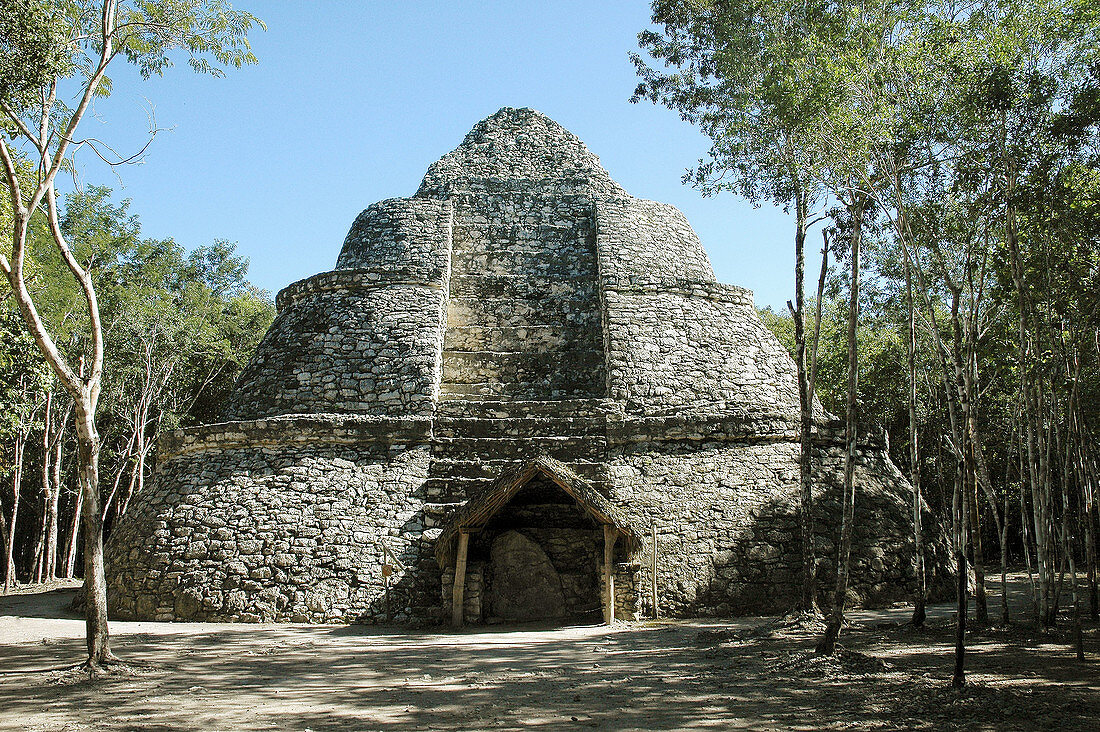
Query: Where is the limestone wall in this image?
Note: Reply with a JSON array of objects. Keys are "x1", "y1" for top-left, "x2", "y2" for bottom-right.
[
  {"x1": 224, "y1": 196, "x2": 453, "y2": 421},
  {"x1": 596, "y1": 197, "x2": 715, "y2": 284},
  {"x1": 602, "y1": 287, "x2": 801, "y2": 417},
  {"x1": 441, "y1": 193, "x2": 605, "y2": 401},
  {"x1": 592, "y1": 194, "x2": 800, "y2": 417},
  {"x1": 104, "y1": 412, "x2": 942, "y2": 625},
  {"x1": 105, "y1": 435, "x2": 436, "y2": 624},
  {"x1": 223, "y1": 280, "x2": 447, "y2": 420},
  {"x1": 335, "y1": 197, "x2": 452, "y2": 278},
  {"x1": 416, "y1": 107, "x2": 625, "y2": 198},
  {"x1": 606, "y1": 436, "x2": 946, "y2": 616}
]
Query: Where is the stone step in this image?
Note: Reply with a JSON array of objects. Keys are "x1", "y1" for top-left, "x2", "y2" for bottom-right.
[
  {"x1": 428, "y1": 458, "x2": 500, "y2": 480},
  {"x1": 422, "y1": 476, "x2": 490, "y2": 503},
  {"x1": 431, "y1": 433, "x2": 607, "y2": 463},
  {"x1": 450, "y1": 253, "x2": 596, "y2": 280},
  {"x1": 447, "y1": 296, "x2": 601, "y2": 327},
  {"x1": 441, "y1": 349, "x2": 605, "y2": 390},
  {"x1": 434, "y1": 398, "x2": 614, "y2": 419},
  {"x1": 429, "y1": 457, "x2": 609, "y2": 483},
  {"x1": 444, "y1": 323, "x2": 600, "y2": 352},
  {"x1": 433, "y1": 415, "x2": 606, "y2": 439},
  {"x1": 448, "y1": 273, "x2": 599, "y2": 301},
  {"x1": 438, "y1": 381, "x2": 604, "y2": 402},
  {"x1": 421, "y1": 501, "x2": 462, "y2": 530},
  {"x1": 449, "y1": 243, "x2": 597, "y2": 279},
  {"x1": 422, "y1": 471, "x2": 612, "y2": 508}
]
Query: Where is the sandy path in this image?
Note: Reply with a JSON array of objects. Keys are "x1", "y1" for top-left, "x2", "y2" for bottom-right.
[{"x1": 1, "y1": 576, "x2": 1097, "y2": 731}]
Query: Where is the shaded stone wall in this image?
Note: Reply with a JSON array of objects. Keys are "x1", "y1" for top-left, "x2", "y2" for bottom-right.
[
  {"x1": 602, "y1": 288, "x2": 801, "y2": 417},
  {"x1": 223, "y1": 196, "x2": 452, "y2": 421},
  {"x1": 593, "y1": 195, "x2": 800, "y2": 417},
  {"x1": 104, "y1": 411, "x2": 945, "y2": 625},
  {"x1": 335, "y1": 198, "x2": 452, "y2": 277},
  {"x1": 607, "y1": 435, "x2": 951, "y2": 617}
]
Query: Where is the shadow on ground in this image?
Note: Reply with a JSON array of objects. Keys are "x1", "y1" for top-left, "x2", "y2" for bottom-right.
[{"x1": 1, "y1": 573, "x2": 1097, "y2": 731}]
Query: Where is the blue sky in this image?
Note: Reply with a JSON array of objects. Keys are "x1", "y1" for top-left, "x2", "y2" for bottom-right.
[{"x1": 74, "y1": 1, "x2": 809, "y2": 310}]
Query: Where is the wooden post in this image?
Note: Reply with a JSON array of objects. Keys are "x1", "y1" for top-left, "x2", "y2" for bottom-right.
[
  {"x1": 384, "y1": 570, "x2": 391, "y2": 622},
  {"x1": 651, "y1": 522, "x2": 659, "y2": 619},
  {"x1": 452, "y1": 531, "x2": 469, "y2": 628},
  {"x1": 603, "y1": 524, "x2": 617, "y2": 626}
]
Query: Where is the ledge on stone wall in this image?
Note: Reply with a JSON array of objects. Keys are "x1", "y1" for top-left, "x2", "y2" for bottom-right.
[
  {"x1": 158, "y1": 413, "x2": 434, "y2": 459},
  {"x1": 600, "y1": 273, "x2": 753, "y2": 307},
  {"x1": 158, "y1": 408, "x2": 887, "y2": 461},
  {"x1": 609, "y1": 410, "x2": 888, "y2": 451},
  {"x1": 275, "y1": 268, "x2": 446, "y2": 313}
]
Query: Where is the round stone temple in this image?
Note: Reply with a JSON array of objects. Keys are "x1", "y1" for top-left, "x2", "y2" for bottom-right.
[{"x1": 104, "y1": 107, "x2": 946, "y2": 625}]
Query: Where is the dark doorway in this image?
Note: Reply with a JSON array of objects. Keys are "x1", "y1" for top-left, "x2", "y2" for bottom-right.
[{"x1": 474, "y1": 473, "x2": 602, "y2": 623}]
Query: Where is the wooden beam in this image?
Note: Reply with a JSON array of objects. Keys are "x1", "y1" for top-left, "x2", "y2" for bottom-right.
[
  {"x1": 603, "y1": 524, "x2": 617, "y2": 626},
  {"x1": 651, "y1": 522, "x2": 659, "y2": 619},
  {"x1": 452, "y1": 531, "x2": 469, "y2": 627}
]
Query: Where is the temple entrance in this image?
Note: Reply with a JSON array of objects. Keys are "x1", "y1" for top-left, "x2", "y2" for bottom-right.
[
  {"x1": 476, "y1": 473, "x2": 603, "y2": 623},
  {"x1": 436, "y1": 457, "x2": 640, "y2": 627}
]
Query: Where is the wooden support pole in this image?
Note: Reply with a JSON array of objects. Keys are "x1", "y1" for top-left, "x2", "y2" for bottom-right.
[
  {"x1": 603, "y1": 524, "x2": 617, "y2": 626},
  {"x1": 452, "y1": 531, "x2": 469, "y2": 628},
  {"x1": 651, "y1": 522, "x2": 659, "y2": 619}
]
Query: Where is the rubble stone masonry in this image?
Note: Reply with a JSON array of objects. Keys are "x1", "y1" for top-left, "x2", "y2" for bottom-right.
[{"x1": 105, "y1": 108, "x2": 950, "y2": 624}]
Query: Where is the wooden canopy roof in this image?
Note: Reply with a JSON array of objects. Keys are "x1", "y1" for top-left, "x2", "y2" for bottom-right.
[{"x1": 434, "y1": 456, "x2": 642, "y2": 566}]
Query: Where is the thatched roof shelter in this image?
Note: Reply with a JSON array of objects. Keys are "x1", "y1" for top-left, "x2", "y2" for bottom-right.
[{"x1": 434, "y1": 455, "x2": 643, "y2": 567}]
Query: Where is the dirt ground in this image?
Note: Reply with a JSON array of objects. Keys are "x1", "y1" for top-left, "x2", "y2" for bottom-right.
[{"x1": 1, "y1": 573, "x2": 1097, "y2": 731}]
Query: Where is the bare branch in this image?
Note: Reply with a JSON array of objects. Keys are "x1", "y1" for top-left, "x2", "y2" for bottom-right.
[
  {"x1": 45, "y1": 184, "x2": 104, "y2": 396},
  {"x1": 0, "y1": 102, "x2": 41, "y2": 148},
  {"x1": 0, "y1": 137, "x2": 26, "y2": 223}
]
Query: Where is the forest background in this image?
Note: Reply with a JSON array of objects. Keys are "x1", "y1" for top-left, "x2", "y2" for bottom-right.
[{"x1": 1, "y1": 0, "x2": 1099, "y2": 679}]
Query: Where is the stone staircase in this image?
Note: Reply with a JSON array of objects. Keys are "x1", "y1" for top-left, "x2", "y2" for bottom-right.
[
  {"x1": 421, "y1": 399, "x2": 613, "y2": 530},
  {"x1": 438, "y1": 194, "x2": 605, "y2": 403}
]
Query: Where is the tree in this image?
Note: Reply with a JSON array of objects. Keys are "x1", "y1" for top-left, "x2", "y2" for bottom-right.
[
  {"x1": 0, "y1": 308, "x2": 50, "y2": 590},
  {"x1": 0, "y1": 0, "x2": 261, "y2": 670},
  {"x1": 634, "y1": 0, "x2": 845, "y2": 614},
  {"x1": 635, "y1": 0, "x2": 925, "y2": 654}
]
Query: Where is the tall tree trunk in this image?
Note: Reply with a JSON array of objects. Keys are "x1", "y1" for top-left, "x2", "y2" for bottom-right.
[
  {"x1": 0, "y1": 503, "x2": 8, "y2": 592},
  {"x1": 1061, "y1": 429, "x2": 1084, "y2": 660},
  {"x1": 31, "y1": 498, "x2": 47, "y2": 584},
  {"x1": 1034, "y1": 376, "x2": 1057, "y2": 625},
  {"x1": 1084, "y1": 447, "x2": 1098, "y2": 622},
  {"x1": 950, "y1": 297, "x2": 986, "y2": 625},
  {"x1": 73, "y1": 401, "x2": 112, "y2": 666},
  {"x1": 953, "y1": 460, "x2": 968, "y2": 688},
  {"x1": 904, "y1": 257, "x2": 926, "y2": 627},
  {"x1": 64, "y1": 486, "x2": 82, "y2": 579},
  {"x1": 969, "y1": 419, "x2": 1008, "y2": 624},
  {"x1": 789, "y1": 188, "x2": 818, "y2": 613},
  {"x1": 1018, "y1": 428, "x2": 1039, "y2": 619},
  {"x1": 31, "y1": 393, "x2": 54, "y2": 584},
  {"x1": 45, "y1": 424, "x2": 63, "y2": 581},
  {"x1": 817, "y1": 199, "x2": 863, "y2": 655},
  {"x1": 4, "y1": 435, "x2": 26, "y2": 592},
  {"x1": 999, "y1": 446, "x2": 1012, "y2": 625}
]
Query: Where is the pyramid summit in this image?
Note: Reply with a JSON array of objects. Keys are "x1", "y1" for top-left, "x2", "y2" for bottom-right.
[
  {"x1": 104, "y1": 109, "x2": 947, "y2": 625},
  {"x1": 416, "y1": 107, "x2": 626, "y2": 197}
]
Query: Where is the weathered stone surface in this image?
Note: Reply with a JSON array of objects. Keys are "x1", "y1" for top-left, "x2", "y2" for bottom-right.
[
  {"x1": 104, "y1": 107, "x2": 951, "y2": 625},
  {"x1": 486, "y1": 530, "x2": 567, "y2": 621}
]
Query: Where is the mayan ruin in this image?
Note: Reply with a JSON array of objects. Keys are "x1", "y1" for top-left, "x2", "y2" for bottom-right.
[{"x1": 94, "y1": 108, "x2": 943, "y2": 627}]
